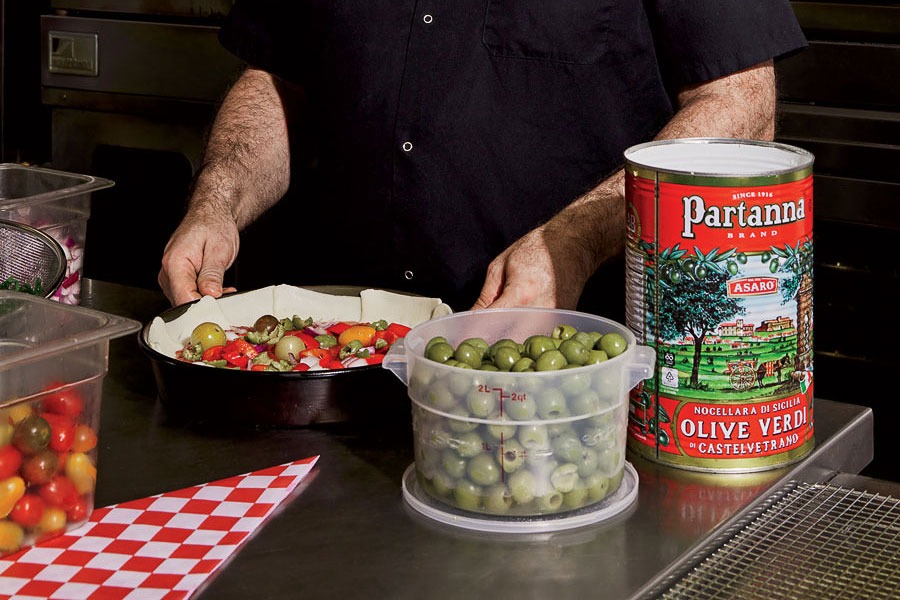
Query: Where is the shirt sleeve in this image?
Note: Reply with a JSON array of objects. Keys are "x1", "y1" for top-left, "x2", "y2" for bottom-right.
[
  {"x1": 218, "y1": 0, "x2": 312, "y2": 84},
  {"x1": 644, "y1": 0, "x2": 807, "y2": 89}
]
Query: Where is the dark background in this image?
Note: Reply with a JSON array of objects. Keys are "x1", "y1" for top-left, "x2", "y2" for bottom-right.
[{"x1": 1, "y1": 1, "x2": 897, "y2": 480}]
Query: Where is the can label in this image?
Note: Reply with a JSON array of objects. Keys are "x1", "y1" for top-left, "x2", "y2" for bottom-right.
[{"x1": 625, "y1": 148, "x2": 814, "y2": 471}]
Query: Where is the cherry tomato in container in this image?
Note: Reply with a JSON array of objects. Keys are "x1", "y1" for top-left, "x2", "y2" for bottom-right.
[
  {"x1": 41, "y1": 383, "x2": 84, "y2": 418},
  {"x1": 36, "y1": 507, "x2": 67, "y2": 535},
  {"x1": 13, "y1": 414, "x2": 51, "y2": 454},
  {"x1": 0, "y1": 445, "x2": 22, "y2": 480},
  {"x1": 42, "y1": 413, "x2": 76, "y2": 453},
  {"x1": 21, "y1": 450, "x2": 59, "y2": 486},
  {"x1": 39, "y1": 475, "x2": 78, "y2": 511},
  {"x1": 0, "y1": 521, "x2": 23, "y2": 553},
  {"x1": 66, "y1": 496, "x2": 90, "y2": 523},
  {"x1": 10, "y1": 494, "x2": 45, "y2": 528},
  {"x1": 65, "y1": 452, "x2": 97, "y2": 495},
  {"x1": 0, "y1": 476, "x2": 26, "y2": 518},
  {"x1": 71, "y1": 425, "x2": 98, "y2": 454}
]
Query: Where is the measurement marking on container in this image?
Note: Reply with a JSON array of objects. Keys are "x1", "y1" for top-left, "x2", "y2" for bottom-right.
[
  {"x1": 481, "y1": 432, "x2": 528, "y2": 483},
  {"x1": 490, "y1": 387, "x2": 529, "y2": 418}
]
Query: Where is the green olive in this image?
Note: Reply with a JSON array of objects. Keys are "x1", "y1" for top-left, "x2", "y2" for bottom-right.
[
  {"x1": 493, "y1": 346, "x2": 521, "y2": 371},
  {"x1": 425, "y1": 341, "x2": 455, "y2": 363},
  {"x1": 274, "y1": 335, "x2": 306, "y2": 362},
  {"x1": 598, "y1": 333, "x2": 627, "y2": 358},
  {"x1": 535, "y1": 349, "x2": 568, "y2": 371},
  {"x1": 551, "y1": 324, "x2": 577, "y2": 341},
  {"x1": 511, "y1": 357, "x2": 535, "y2": 372},
  {"x1": 558, "y1": 339, "x2": 589, "y2": 366},
  {"x1": 585, "y1": 349, "x2": 609, "y2": 365},
  {"x1": 524, "y1": 335, "x2": 556, "y2": 360},
  {"x1": 253, "y1": 314, "x2": 279, "y2": 334},
  {"x1": 190, "y1": 322, "x2": 226, "y2": 351},
  {"x1": 489, "y1": 339, "x2": 519, "y2": 359},
  {"x1": 460, "y1": 337, "x2": 490, "y2": 355},
  {"x1": 454, "y1": 342, "x2": 483, "y2": 368},
  {"x1": 425, "y1": 336, "x2": 449, "y2": 355}
]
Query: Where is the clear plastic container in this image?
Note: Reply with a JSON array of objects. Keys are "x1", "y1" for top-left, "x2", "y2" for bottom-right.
[
  {"x1": 0, "y1": 164, "x2": 113, "y2": 305},
  {"x1": 0, "y1": 291, "x2": 139, "y2": 556},
  {"x1": 384, "y1": 308, "x2": 655, "y2": 530}
]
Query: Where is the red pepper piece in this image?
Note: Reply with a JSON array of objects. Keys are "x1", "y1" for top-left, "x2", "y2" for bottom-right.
[
  {"x1": 250, "y1": 364, "x2": 268, "y2": 372},
  {"x1": 372, "y1": 330, "x2": 399, "y2": 353},
  {"x1": 366, "y1": 354, "x2": 385, "y2": 365},
  {"x1": 284, "y1": 330, "x2": 319, "y2": 349},
  {"x1": 222, "y1": 338, "x2": 258, "y2": 368},
  {"x1": 386, "y1": 323, "x2": 411, "y2": 337},
  {"x1": 202, "y1": 345, "x2": 225, "y2": 361},
  {"x1": 327, "y1": 322, "x2": 352, "y2": 336},
  {"x1": 292, "y1": 363, "x2": 311, "y2": 372}
]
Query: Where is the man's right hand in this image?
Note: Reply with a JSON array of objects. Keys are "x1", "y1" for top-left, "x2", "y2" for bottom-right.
[{"x1": 158, "y1": 210, "x2": 240, "y2": 306}]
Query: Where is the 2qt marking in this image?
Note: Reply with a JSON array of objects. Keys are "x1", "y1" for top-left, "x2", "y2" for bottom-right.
[{"x1": 624, "y1": 139, "x2": 815, "y2": 472}]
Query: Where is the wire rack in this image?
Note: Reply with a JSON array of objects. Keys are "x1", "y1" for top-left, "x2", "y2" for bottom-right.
[{"x1": 659, "y1": 482, "x2": 900, "y2": 599}]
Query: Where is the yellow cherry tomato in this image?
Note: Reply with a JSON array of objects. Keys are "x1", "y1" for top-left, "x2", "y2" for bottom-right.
[
  {"x1": 7, "y1": 404, "x2": 32, "y2": 426},
  {"x1": 65, "y1": 452, "x2": 97, "y2": 495},
  {"x1": 0, "y1": 521, "x2": 24, "y2": 553},
  {"x1": 337, "y1": 325, "x2": 377, "y2": 348},
  {"x1": 0, "y1": 476, "x2": 26, "y2": 518},
  {"x1": 36, "y1": 507, "x2": 67, "y2": 534}
]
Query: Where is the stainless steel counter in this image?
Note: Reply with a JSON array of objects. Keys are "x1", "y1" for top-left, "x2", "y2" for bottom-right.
[{"x1": 82, "y1": 279, "x2": 875, "y2": 599}]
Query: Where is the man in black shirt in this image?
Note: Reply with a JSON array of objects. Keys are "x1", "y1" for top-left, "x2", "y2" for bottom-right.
[{"x1": 158, "y1": 1, "x2": 806, "y2": 312}]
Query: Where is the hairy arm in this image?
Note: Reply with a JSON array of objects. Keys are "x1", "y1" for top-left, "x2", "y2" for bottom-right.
[
  {"x1": 472, "y1": 61, "x2": 777, "y2": 310},
  {"x1": 159, "y1": 67, "x2": 299, "y2": 305}
]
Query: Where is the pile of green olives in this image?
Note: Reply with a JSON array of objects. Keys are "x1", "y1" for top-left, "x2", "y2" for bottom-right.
[
  {"x1": 411, "y1": 323, "x2": 630, "y2": 517},
  {"x1": 423, "y1": 325, "x2": 627, "y2": 372}
]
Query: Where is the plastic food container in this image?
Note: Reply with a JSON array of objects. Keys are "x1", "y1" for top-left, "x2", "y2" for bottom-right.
[
  {"x1": 0, "y1": 291, "x2": 139, "y2": 556},
  {"x1": 384, "y1": 308, "x2": 655, "y2": 533},
  {"x1": 0, "y1": 164, "x2": 114, "y2": 305}
]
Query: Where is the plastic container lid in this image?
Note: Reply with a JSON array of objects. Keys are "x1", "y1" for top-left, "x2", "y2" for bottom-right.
[{"x1": 402, "y1": 462, "x2": 639, "y2": 534}]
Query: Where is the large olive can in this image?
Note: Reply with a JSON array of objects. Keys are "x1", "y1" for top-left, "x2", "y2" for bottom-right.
[{"x1": 624, "y1": 139, "x2": 814, "y2": 472}]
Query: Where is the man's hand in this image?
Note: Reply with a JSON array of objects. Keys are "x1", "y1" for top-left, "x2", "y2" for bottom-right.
[
  {"x1": 158, "y1": 209, "x2": 240, "y2": 306},
  {"x1": 472, "y1": 171, "x2": 625, "y2": 311}
]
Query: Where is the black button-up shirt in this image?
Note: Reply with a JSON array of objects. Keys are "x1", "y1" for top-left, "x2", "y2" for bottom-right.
[{"x1": 220, "y1": 1, "x2": 805, "y2": 311}]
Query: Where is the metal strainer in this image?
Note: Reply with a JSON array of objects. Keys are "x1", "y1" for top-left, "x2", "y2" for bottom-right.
[{"x1": 0, "y1": 219, "x2": 66, "y2": 298}]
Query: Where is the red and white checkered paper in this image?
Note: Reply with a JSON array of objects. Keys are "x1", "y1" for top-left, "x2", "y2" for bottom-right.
[{"x1": 0, "y1": 456, "x2": 319, "y2": 600}]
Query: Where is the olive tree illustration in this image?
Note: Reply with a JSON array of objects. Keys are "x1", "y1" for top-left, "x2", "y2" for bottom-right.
[{"x1": 654, "y1": 246, "x2": 746, "y2": 388}]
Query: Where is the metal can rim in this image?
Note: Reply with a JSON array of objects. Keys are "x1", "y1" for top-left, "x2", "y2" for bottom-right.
[{"x1": 624, "y1": 137, "x2": 814, "y2": 185}]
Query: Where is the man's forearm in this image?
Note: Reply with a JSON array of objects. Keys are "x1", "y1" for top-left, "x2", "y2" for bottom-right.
[{"x1": 190, "y1": 67, "x2": 293, "y2": 229}]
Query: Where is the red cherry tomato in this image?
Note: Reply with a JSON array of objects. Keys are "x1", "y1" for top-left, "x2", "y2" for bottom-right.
[
  {"x1": 66, "y1": 496, "x2": 89, "y2": 523},
  {"x1": 0, "y1": 445, "x2": 23, "y2": 480},
  {"x1": 39, "y1": 475, "x2": 79, "y2": 511},
  {"x1": 41, "y1": 384, "x2": 84, "y2": 419},
  {"x1": 10, "y1": 494, "x2": 45, "y2": 528},
  {"x1": 41, "y1": 413, "x2": 76, "y2": 453}
]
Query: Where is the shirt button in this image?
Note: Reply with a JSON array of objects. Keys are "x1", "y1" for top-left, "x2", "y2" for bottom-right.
[
  {"x1": 404, "y1": 270, "x2": 414, "y2": 280},
  {"x1": 401, "y1": 141, "x2": 413, "y2": 152},
  {"x1": 423, "y1": 14, "x2": 433, "y2": 24}
]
